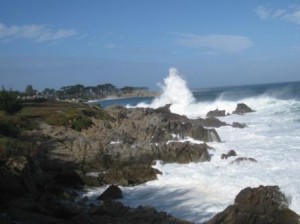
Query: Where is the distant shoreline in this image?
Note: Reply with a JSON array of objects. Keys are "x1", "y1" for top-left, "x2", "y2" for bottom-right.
[{"x1": 85, "y1": 93, "x2": 158, "y2": 104}]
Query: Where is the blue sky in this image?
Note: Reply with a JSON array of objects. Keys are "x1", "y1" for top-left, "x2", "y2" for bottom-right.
[{"x1": 0, "y1": 0, "x2": 300, "y2": 91}]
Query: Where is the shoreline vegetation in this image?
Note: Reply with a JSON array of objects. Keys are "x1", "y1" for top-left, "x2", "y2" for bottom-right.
[
  {"x1": 9, "y1": 83, "x2": 158, "y2": 103},
  {"x1": 0, "y1": 91, "x2": 299, "y2": 223}
]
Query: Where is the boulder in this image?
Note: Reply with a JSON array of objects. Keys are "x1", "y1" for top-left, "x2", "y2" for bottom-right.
[
  {"x1": 207, "y1": 185, "x2": 300, "y2": 224},
  {"x1": 206, "y1": 109, "x2": 226, "y2": 117},
  {"x1": 233, "y1": 103, "x2": 255, "y2": 115},
  {"x1": 97, "y1": 185, "x2": 123, "y2": 200},
  {"x1": 232, "y1": 122, "x2": 247, "y2": 128},
  {"x1": 221, "y1": 150, "x2": 237, "y2": 160}
]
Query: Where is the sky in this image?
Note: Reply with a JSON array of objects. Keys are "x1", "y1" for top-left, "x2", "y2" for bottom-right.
[{"x1": 0, "y1": 0, "x2": 300, "y2": 91}]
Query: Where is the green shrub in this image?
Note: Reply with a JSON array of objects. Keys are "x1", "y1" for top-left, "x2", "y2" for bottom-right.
[
  {"x1": 70, "y1": 115, "x2": 92, "y2": 131},
  {"x1": 45, "y1": 112, "x2": 69, "y2": 127},
  {"x1": 0, "y1": 90, "x2": 22, "y2": 114}
]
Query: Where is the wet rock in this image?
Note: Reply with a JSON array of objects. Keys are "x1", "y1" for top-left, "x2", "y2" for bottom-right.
[
  {"x1": 91, "y1": 200, "x2": 192, "y2": 224},
  {"x1": 100, "y1": 165, "x2": 162, "y2": 186},
  {"x1": 97, "y1": 185, "x2": 123, "y2": 200},
  {"x1": 206, "y1": 109, "x2": 226, "y2": 117},
  {"x1": 207, "y1": 185, "x2": 300, "y2": 224},
  {"x1": 159, "y1": 142, "x2": 210, "y2": 164},
  {"x1": 200, "y1": 117, "x2": 228, "y2": 128},
  {"x1": 187, "y1": 125, "x2": 221, "y2": 142},
  {"x1": 221, "y1": 150, "x2": 237, "y2": 160},
  {"x1": 232, "y1": 122, "x2": 247, "y2": 128},
  {"x1": 233, "y1": 103, "x2": 255, "y2": 115},
  {"x1": 231, "y1": 157, "x2": 257, "y2": 164}
]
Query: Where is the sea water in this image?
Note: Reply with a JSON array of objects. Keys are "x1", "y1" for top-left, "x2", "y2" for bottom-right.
[{"x1": 85, "y1": 68, "x2": 300, "y2": 223}]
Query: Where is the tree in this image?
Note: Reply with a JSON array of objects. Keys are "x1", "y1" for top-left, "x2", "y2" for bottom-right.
[
  {"x1": 0, "y1": 88, "x2": 22, "y2": 114},
  {"x1": 25, "y1": 84, "x2": 36, "y2": 96}
]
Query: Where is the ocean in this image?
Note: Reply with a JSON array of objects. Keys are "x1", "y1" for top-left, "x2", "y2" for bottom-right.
[{"x1": 85, "y1": 68, "x2": 300, "y2": 223}]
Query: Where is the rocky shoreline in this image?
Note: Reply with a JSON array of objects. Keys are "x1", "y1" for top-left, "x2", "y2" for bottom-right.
[{"x1": 0, "y1": 100, "x2": 299, "y2": 223}]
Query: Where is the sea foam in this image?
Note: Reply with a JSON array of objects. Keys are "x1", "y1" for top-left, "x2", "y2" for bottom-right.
[{"x1": 85, "y1": 68, "x2": 300, "y2": 223}]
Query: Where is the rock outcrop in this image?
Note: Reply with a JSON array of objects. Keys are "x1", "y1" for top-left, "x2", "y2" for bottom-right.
[
  {"x1": 206, "y1": 109, "x2": 226, "y2": 117},
  {"x1": 231, "y1": 122, "x2": 247, "y2": 128},
  {"x1": 233, "y1": 103, "x2": 255, "y2": 115},
  {"x1": 207, "y1": 185, "x2": 300, "y2": 224},
  {"x1": 28, "y1": 105, "x2": 220, "y2": 187},
  {"x1": 89, "y1": 200, "x2": 192, "y2": 224},
  {"x1": 97, "y1": 185, "x2": 123, "y2": 200},
  {"x1": 221, "y1": 150, "x2": 237, "y2": 160}
]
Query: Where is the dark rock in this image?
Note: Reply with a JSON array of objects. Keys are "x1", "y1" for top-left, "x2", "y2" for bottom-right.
[
  {"x1": 206, "y1": 109, "x2": 226, "y2": 117},
  {"x1": 231, "y1": 157, "x2": 257, "y2": 164},
  {"x1": 188, "y1": 125, "x2": 221, "y2": 142},
  {"x1": 232, "y1": 122, "x2": 247, "y2": 128},
  {"x1": 201, "y1": 117, "x2": 228, "y2": 128},
  {"x1": 97, "y1": 185, "x2": 123, "y2": 200},
  {"x1": 227, "y1": 150, "x2": 237, "y2": 157},
  {"x1": 100, "y1": 165, "x2": 162, "y2": 186},
  {"x1": 0, "y1": 156, "x2": 47, "y2": 204},
  {"x1": 221, "y1": 150, "x2": 237, "y2": 159},
  {"x1": 155, "y1": 104, "x2": 172, "y2": 113},
  {"x1": 159, "y1": 142, "x2": 210, "y2": 164},
  {"x1": 53, "y1": 169, "x2": 84, "y2": 187},
  {"x1": 0, "y1": 171, "x2": 26, "y2": 202},
  {"x1": 91, "y1": 200, "x2": 192, "y2": 224},
  {"x1": 233, "y1": 103, "x2": 255, "y2": 115},
  {"x1": 207, "y1": 185, "x2": 300, "y2": 224}
]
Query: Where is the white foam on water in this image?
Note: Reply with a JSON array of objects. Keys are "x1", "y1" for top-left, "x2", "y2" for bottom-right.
[
  {"x1": 117, "y1": 108, "x2": 300, "y2": 223},
  {"x1": 84, "y1": 68, "x2": 300, "y2": 223}
]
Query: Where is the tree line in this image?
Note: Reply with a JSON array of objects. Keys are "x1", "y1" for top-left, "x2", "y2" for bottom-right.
[{"x1": 16, "y1": 83, "x2": 150, "y2": 100}]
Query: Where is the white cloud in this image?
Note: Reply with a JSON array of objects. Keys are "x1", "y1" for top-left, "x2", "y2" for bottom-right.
[
  {"x1": 256, "y1": 6, "x2": 271, "y2": 19},
  {"x1": 256, "y1": 5, "x2": 300, "y2": 25},
  {"x1": 174, "y1": 33, "x2": 253, "y2": 53},
  {"x1": 283, "y1": 9, "x2": 300, "y2": 25},
  {"x1": 0, "y1": 22, "x2": 77, "y2": 42},
  {"x1": 273, "y1": 9, "x2": 287, "y2": 18}
]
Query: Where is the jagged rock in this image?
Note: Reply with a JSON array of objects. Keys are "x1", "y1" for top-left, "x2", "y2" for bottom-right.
[
  {"x1": 97, "y1": 185, "x2": 123, "y2": 200},
  {"x1": 206, "y1": 109, "x2": 226, "y2": 117},
  {"x1": 29, "y1": 105, "x2": 222, "y2": 187},
  {"x1": 91, "y1": 200, "x2": 192, "y2": 224},
  {"x1": 160, "y1": 142, "x2": 210, "y2": 163},
  {"x1": 100, "y1": 165, "x2": 162, "y2": 186},
  {"x1": 200, "y1": 117, "x2": 228, "y2": 128},
  {"x1": 231, "y1": 157, "x2": 257, "y2": 164},
  {"x1": 232, "y1": 122, "x2": 247, "y2": 128},
  {"x1": 233, "y1": 103, "x2": 255, "y2": 115},
  {"x1": 207, "y1": 185, "x2": 300, "y2": 224},
  {"x1": 221, "y1": 150, "x2": 237, "y2": 159}
]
